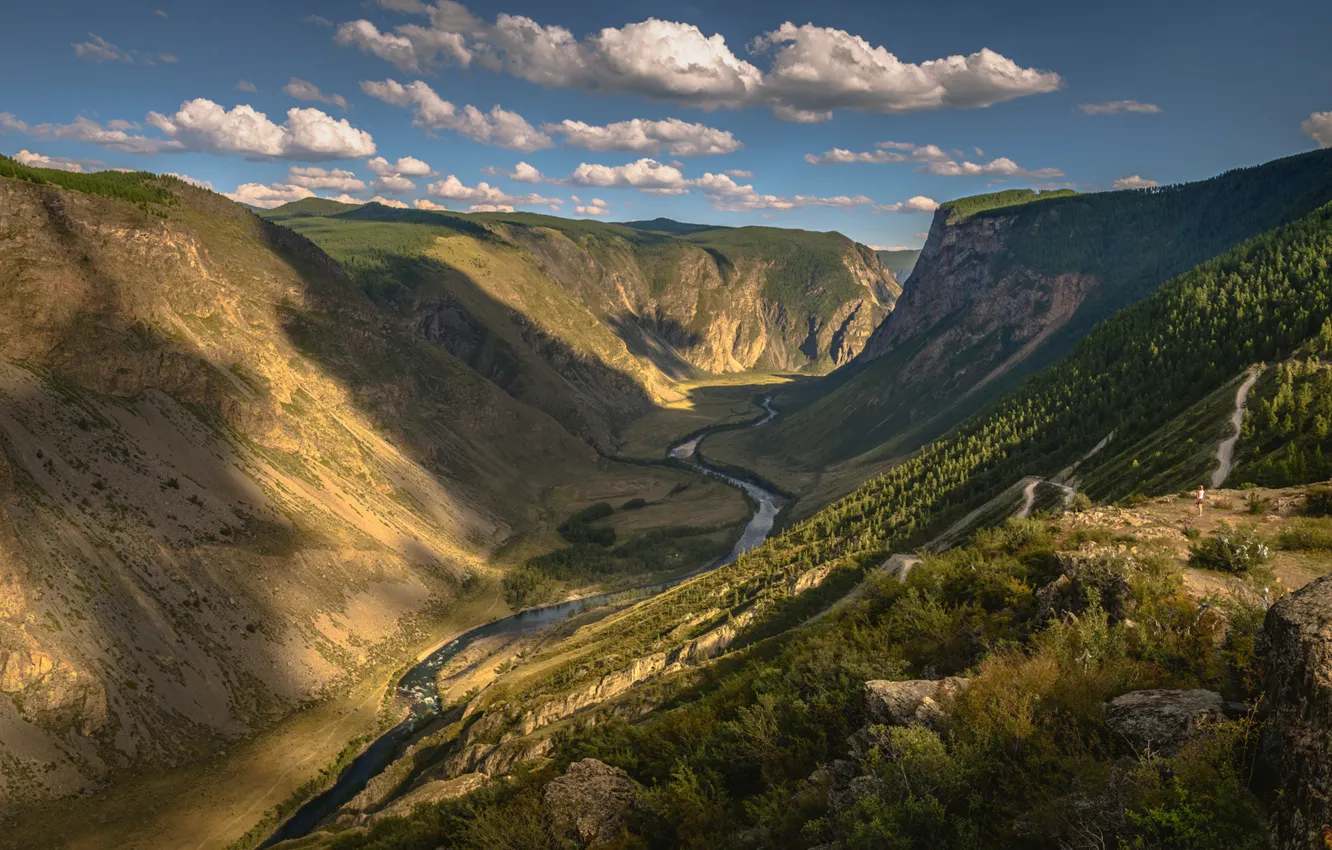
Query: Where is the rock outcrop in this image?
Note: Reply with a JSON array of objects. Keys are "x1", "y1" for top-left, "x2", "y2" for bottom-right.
[
  {"x1": 544, "y1": 758, "x2": 639, "y2": 846},
  {"x1": 1102, "y1": 689, "x2": 1225, "y2": 756},
  {"x1": 1261, "y1": 573, "x2": 1332, "y2": 849},
  {"x1": 864, "y1": 677, "x2": 969, "y2": 728}
]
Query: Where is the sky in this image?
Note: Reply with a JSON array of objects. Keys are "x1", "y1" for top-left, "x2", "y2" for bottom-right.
[{"x1": 1, "y1": 0, "x2": 1330, "y2": 249}]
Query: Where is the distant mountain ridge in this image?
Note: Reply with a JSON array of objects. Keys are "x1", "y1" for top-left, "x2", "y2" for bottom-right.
[{"x1": 263, "y1": 202, "x2": 900, "y2": 434}]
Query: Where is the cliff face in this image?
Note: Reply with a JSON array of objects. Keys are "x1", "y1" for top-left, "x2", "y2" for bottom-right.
[
  {"x1": 0, "y1": 177, "x2": 602, "y2": 810},
  {"x1": 268, "y1": 206, "x2": 898, "y2": 427}
]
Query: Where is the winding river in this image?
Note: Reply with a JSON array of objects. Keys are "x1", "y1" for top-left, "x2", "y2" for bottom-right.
[{"x1": 263, "y1": 398, "x2": 783, "y2": 846}]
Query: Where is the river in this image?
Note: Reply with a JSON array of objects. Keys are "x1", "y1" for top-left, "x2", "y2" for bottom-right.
[{"x1": 262, "y1": 398, "x2": 783, "y2": 846}]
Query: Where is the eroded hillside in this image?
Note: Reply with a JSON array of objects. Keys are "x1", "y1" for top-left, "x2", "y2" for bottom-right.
[
  {"x1": 0, "y1": 171, "x2": 738, "y2": 817},
  {"x1": 264, "y1": 203, "x2": 897, "y2": 448}
]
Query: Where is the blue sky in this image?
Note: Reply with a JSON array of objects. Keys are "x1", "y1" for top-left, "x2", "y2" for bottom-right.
[{"x1": 2, "y1": 0, "x2": 1329, "y2": 248}]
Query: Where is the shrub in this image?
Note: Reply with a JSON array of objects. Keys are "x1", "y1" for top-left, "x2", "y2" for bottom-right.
[
  {"x1": 1277, "y1": 517, "x2": 1332, "y2": 550},
  {"x1": 1183, "y1": 526, "x2": 1201, "y2": 540},
  {"x1": 1188, "y1": 524, "x2": 1271, "y2": 573},
  {"x1": 1071, "y1": 492, "x2": 1094, "y2": 512},
  {"x1": 1243, "y1": 492, "x2": 1270, "y2": 515},
  {"x1": 1305, "y1": 485, "x2": 1332, "y2": 516},
  {"x1": 620, "y1": 497, "x2": 649, "y2": 510}
]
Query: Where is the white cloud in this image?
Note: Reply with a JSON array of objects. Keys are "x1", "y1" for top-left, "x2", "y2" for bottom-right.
[
  {"x1": 288, "y1": 166, "x2": 367, "y2": 191},
  {"x1": 483, "y1": 161, "x2": 544, "y2": 182},
  {"x1": 360, "y1": 78, "x2": 551, "y2": 151},
  {"x1": 876, "y1": 195, "x2": 939, "y2": 213},
  {"x1": 1112, "y1": 175, "x2": 1159, "y2": 190},
  {"x1": 806, "y1": 140, "x2": 1062, "y2": 179},
  {"x1": 1304, "y1": 112, "x2": 1332, "y2": 148},
  {"x1": 367, "y1": 154, "x2": 433, "y2": 176},
  {"x1": 542, "y1": 118, "x2": 741, "y2": 156},
  {"x1": 575, "y1": 199, "x2": 610, "y2": 216},
  {"x1": 1, "y1": 113, "x2": 30, "y2": 134},
  {"x1": 568, "y1": 157, "x2": 691, "y2": 192},
  {"x1": 468, "y1": 204, "x2": 515, "y2": 212},
  {"x1": 367, "y1": 195, "x2": 410, "y2": 207},
  {"x1": 1079, "y1": 100, "x2": 1161, "y2": 115},
  {"x1": 155, "y1": 9, "x2": 167, "y2": 17},
  {"x1": 413, "y1": 198, "x2": 447, "y2": 210},
  {"x1": 427, "y1": 174, "x2": 562, "y2": 209},
  {"x1": 334, "y1": 4, "x2": 1060, "y2": 119},
  {"x1": 224, "y1": 182, "x2": 315, "y2": 208},
  {"x1": 27, "y1": 116, "x2": 181, "y2": 155},
  {"x1": 725, "y1": 169, "x2": 752, "y2": 178},
  {"x1": 12, "y1": 149, "x2": 88, "y2": 172},
  {"x1": 145, "y1": 99, "x2": 376, "y2": 160},
  {"x1": 236, "y1": 80, "x2": 258, "y2": 92},
  {"x1": 322, "y1": 193, "x2": 364, "y2": 204},
  {"x1": 375, "y1": 174, "x2": 416, "y2": 193},
  {"x1": 72, "y1": 33, "x2": 133, "y2": 63},
  {"x1": 283, "y1": 78, "x2": 349, "y2": 110},
  {"x1": 165, "y1": 172, "x2": 215, "y2": 190}
]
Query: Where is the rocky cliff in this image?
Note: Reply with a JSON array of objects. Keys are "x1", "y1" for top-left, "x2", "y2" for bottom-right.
[{"x1": 266, "y1": 205, "x2": 898, "y2": 434}]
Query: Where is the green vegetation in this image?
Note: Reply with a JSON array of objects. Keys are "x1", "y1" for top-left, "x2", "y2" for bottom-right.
[
  {"x1": 1305, "y1": 485, "x2": 1332, "y2": 516},
  {"x1": 1276, "y1": 517, "x2": 1332, "y2": 550},
  {"x1": 326, "y1": 521, "x2": 1270, "y2": 849},
  {"x1": 1236, "y1": 345, "x2": 1332, "y2": 485},
  {"x1": 1187, "y1": 524, "x2": 1272, "y2": 573},
  {"x1": 556, "y1": 502, "x2": 616, "y2": 546},
  {"x1": 940, "y1": 188, "x2": 1079, "y2": 222},
  {"x1": 0, "y1": 154, "x2": 177, "y2": 209},
  {"x1": 756, "y1": 149, "x2": 1332, "y2": 474}
]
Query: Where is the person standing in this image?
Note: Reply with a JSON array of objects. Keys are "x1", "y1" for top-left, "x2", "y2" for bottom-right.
[{"x1": 1194, "y1": 484, "x2": 1206, "y2": 516}]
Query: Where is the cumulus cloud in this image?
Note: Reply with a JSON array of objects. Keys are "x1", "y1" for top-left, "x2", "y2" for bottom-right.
[
  {"x1": 236, "y1": 80, "x2": 258, "y2": 92},
  {"x1": 367, "y1": 195, "x2": 410, "y2": 207},
  {"x1": 876, "y1": 196, "x2": 940, "y2": 213},
  {"x1": 725, "y1": 169, "x2": 752, "y2": 178},
  {"x1": 12, "y1": 149, "x2": 89, "y2": 172},
  {"x1": 16, "y1": 99, "x2": 378, "y2": 161},
  {"x1": 1304, "y1": 112, "x2": 1332, "y2": 148},
  {"x1": 367, "y1": 154, "x2": 433, "y2": 176},
  {"x1": 542, "y1": 118, "x2": 741, "y2": 156},
  {"x1": 72, "y1": 33, "x2": 133, "y2": 63},
  {"x1": 224, "y1": 182, "x2": 315, "y2": 208},
  {"x1": 414, "y1": 198, "x2": 447, "y2": 210},
  {"x1": 1112, "y1": 175, "x2": 1159, "y2": 190},
  {"x1": 567, "y1": 157, "x2": 691, "y2": 193},
  {"x1": 427, "y1": 174, "x2": 562, "y2": 210},
  {"x1": 165, "y1": 172, "x2": 215, "y2": 190},
  {"x1": 1079, "y1": 100, "x2": 1161, "y2": 115},
  {"x1": 806, "y1": 140, "x2": 1062, "y2": 178},
  {"x1": 283, "y1": 78, "x2": 349, "y2": 110},
  {"x1": 468, "y1": 204, "x2": 515, "y2": 212},
  {"x1": 287, "y1": 166, "x2": 367, "y2": 191},
  {"x1": 334, "y1": 3, "x2": 1061, "y2": 120},
  {"x1": 146, "y1": 99, "x2": 376, "y2": 159},
  {"x1": 575, "y1": 198, "x2": 610, "y2": 216},
  {"x1": 361, "y1": 78, "x2": 550, "y2": 151}
]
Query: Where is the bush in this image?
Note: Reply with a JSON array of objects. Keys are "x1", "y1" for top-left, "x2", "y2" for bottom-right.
[
  {"x1": 1277, "y1": 517, "x2": 1332, "y2": 550},
  {"x1": 1243, "y1": 492, "x2": 1270, "y2": 515},
  {"x1": 620, "y1": 497, "x2": 649, "y2": 510},
  {"x1": 1071, "y1": 492, "x2": 1094, "y2": 512},
  {"x1": 1305, "y1": 485, "x2": 1332, "y2": 516},
  {"x1": 1188, "y1": 524, "x2": 1271, "y2": 573}
]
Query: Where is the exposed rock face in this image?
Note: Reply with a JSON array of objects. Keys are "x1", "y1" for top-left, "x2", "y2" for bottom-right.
[
  {"x1": 544, "y1": 758, "x2": 639, "y2": 846},
  {"x1": 1261, "y1": 573, "x2": 1332, "y2": 849},
  {"x1": 864, "y1": 677, "x2": 969, "y2": 727},
  {"x1": 374, "y1": 773, "x2": 488, "y2": 822},
  {"x1": 1102, "y1": 689, "x2": 1225, "y2": 755}
]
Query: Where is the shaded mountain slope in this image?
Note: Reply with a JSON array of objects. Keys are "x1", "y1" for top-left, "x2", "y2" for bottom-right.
[{"x1": 0, "y1": 165, "x2": 631, "y2": 809}]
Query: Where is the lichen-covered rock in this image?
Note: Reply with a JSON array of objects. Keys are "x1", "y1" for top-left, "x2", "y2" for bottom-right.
[
  {"x1": 544, "y1": 758, "x2": 639, "y2": 846},
  {"x1": 864, "y1": 677, "x2": 969, "y2": 727},
  {"x1": 1102, "y1": 689, "x2": 1224, "y2": 755},
  {"x1": 1261, "y1": 573, "x2": 1332, "y2": 849}
]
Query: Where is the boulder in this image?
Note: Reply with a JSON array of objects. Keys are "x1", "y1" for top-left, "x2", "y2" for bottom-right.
[
  {"x1": 1103, "y1": 689, "x2": 1224, "y2": 756},
  {"x1": 864, "y1": 677, "x2": 968, "y2": 727},
  {"x1": 1261, "y1": 573, "x2": 1332, "y2": 849},
  {"x1": 544, "y1": 758, "x2": 639, "y2": 846}
]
